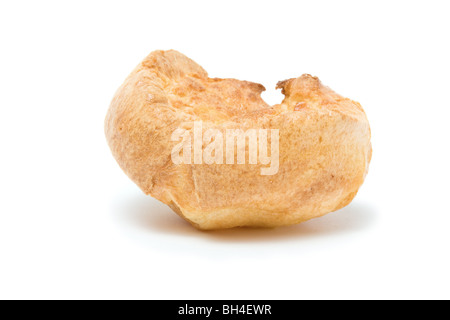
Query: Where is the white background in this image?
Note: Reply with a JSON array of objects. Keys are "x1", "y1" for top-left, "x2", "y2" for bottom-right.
[{"x1": 1, "y1": 0, "x2": 449, "y2": 300}]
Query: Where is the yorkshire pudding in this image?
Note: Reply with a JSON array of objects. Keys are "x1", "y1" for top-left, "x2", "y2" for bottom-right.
[{"x1": 105, "y1": 50, "x2": 371, "y2": 230}]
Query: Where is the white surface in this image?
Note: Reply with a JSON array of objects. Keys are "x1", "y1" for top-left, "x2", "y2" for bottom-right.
[{"x1": 1, "y1": 1, "x2": 449, "y2": 300}]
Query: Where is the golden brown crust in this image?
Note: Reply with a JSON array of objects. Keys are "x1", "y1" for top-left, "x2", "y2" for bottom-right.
[{"x1": 105, "y1": 50, "x2": 372, "y2": 230}]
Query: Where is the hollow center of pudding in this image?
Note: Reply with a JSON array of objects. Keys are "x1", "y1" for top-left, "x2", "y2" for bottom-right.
[{"x1": 166, "y1": 75, "x2": 271, "y2": 121}]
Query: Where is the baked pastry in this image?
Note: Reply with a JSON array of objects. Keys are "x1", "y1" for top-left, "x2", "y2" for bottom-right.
[{"x1": 105, "y1": 50, "x2": 371, "y2": 230}]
